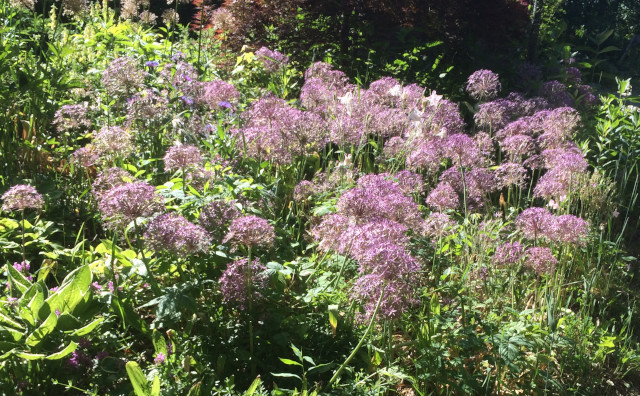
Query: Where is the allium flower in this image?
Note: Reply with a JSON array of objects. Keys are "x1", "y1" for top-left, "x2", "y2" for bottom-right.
[
  {"x1": 391, "y1": 170, "x2": 424, "y2": 195},
  {"x1": 199, "y1": 199, "x2": 240, "y2": 238},
  {"x1": 553, "y1": 215, "x2": 589, "y2": 245},
  {"x1": 467, "y1": 69, "x2": 501, "y2": 101},
  {"x1": 474, "y1": 132, "x2": 494, "y2": 160},
  {"x1": 293, "y1": 180, "x2": 316, "y2": 203},
  {"x1": 516, "y1": 207, "x2": 556, "y2": 241},
  {"x1": 159, "y1": 61, "x2": 198, "y2": 95},
  {"x1": 495, "y1": 162, "x2": 528, "y2": 189},
  {"x1": 494, "y1": 241, "x2": 524, "y2": 265},
  {"x1": 382, "y1": 136, "x2": 408, "y2": 159},
  {"x1": 72, "y1": 146, "x2": 100, "y2": 167},
  {"x1": 405, "y1": 138, "x2": 443, "y2": 173},
  {"x1": 98, "y1": 182, "x2": 164, "y2": 230},
  {"x1": 144, "y1": 213, "x2": 211, "y2": 255},
  {"x1": 138, "y1": 10, "x2": 157, "y2": 24},
  {"x1": 126, "y1": 88, "x2": 169, "y2": 124},
  {"x1": 162, "y1": 9, "x2": 179, "y2": 25},
  {"x1": 53, "y1": 104, "x2": 91, "y2": 134},
  {"x1": 163, "y1": 144, "x2": 202, "y2": 172},
  {"x1": 538, "y1": 107, "x2": 581, "y2": 149},
  {"x1": 210, "y1": 7, "x2": 236, "y2": 32},
  {"x1": 352, "y1": 274, "x2": 417, "y2": 321},
  {"x1": 224, "y1": 216, "x2": 275, "y2": 249},
  {"x1": 93, "y1": 126, "x2": 134, "y2": 158},
  {"x1": 1, "y1": 185, "x2": 44, "y2": 212},
  {"x1": 101, "y1": 57, "x2": 146, "y2": 96},
  {"x1": 501, "y1": 134, "x2": 536, "y2": 159},
  {"x1": 541, "y1": 80, "x2": 573, "y2": 108},
  {"x1": 355, "y1": 240, "x2": 420, "y2": 277},
  {"x1": 474, "y1": 99, "x2": 514, "y2": 131},
  {"x1": 311, "y1": 214, "x2": 353, "y2": 255},
  {"x1": 219, "y1": 258, "x2": 269, "y2": 309},
  {"x1": 10, "y1": 0, "x2": 34, "y2": 10},
  {"x1": 426, "y1": 183, "x2": 459, "y2": 211},
  {"x1": 198, "y1": 80, "x2": 240, "y2": 109},
  {"x1": 92, "y1": 167, "x2": 135, "y2": 199},
  {"x1": 304, "y1": 62, "x2": 349, "y2": 87},
  {"x1": 255, "y1": 47, "x2": 289, "y2": 73},
  {"x1": 421, "y1": 98, "x2": 466, "y2": 138},
  {"x1": 443, "y1": 134, "x2": 481, "y2": 167},
  {"x1": 524, "y1": 247, "x2": 558, "y2": 274}
]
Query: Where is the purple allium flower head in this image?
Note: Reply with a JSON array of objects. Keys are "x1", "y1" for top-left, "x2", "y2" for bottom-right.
[
  {"x1": 311, "y1": 214, "x2": 353, "y2": 255},
  {"x1": 293, "y1": 180, "x2": 316, "y2": 203},
  {"x1": 426, "y1": 183, "x2": 459, "y2": 211},
  {"x1": 474, "y1": 99, "x2": 515, "y2": 131},
  {"x1": 516, "y1": 207, "x2": 556, "y2": 241},
  {"x1": 92, "y1": 167, "x2": 135, "y2": 199},
  {"x1": 53, "y1": 104, "x2": 91, "y2": 134},
  {"x1": 538, "y1": 107, "x2": 581, "y2": 149},
  {"x1": 163, "y1": 144, "x2": 202, "y2": 172},
  {"x1": 98, "y1": 182, "x2": 164, "y2": 230},
  {"x1": 304, "y1": 62, "x2": 349, "y2": 87},
  {"x1": 500, "y1": 134, "x2": 536, "y2": 160},
  {"x1": 391, "y1": 170, "x2": 425, "y2": 195},
  {"x1": 443, "y1": 133, "x2": 481, "y2": 167},
  {"x1": 255, "y1": 47, "x2": 289, "y2": 73},
  {"x1": 184, "y1": 167, "x2": 217, "y2": 191},
  {"x1": 145, "y1": 60, "x2": 159, "y2": 68},
  {"x1": 144, "y1": 213, "x2": 212, "y2": 255},
  {"x1": 223, "y1": 215, "x2": 275, "y2": 249},
  {"x1": 197, "y1": 80, "x2": 240, "y2": 109},
  {"x1": 540, "y1": 80, "x2": 574, "y2": 108},
  {"x1": 494, "y1": 241, "x2": 525, "y2": 265},
  {"x1": 524, "y1": 247, "x2": 558, "y2": 274},
  {"x1": 566, "y1": 67, "x2": 582, "y2": 84},
  {"x1": 495, "y1": 162, "x2": 529, "y2": 189},
  {"x1": 467, "y1": 69, "x2": 501, "y2": 101},
  {"x1": 101, "y1": 57, "x2": 146, "y2": 96},
  {"x1": 352, "y1": 274, "x2": 418, "y2": 321},
  {"x1": 93, "y1": 126, "x2": 134, "y2": 158},
  {"x1": 154, "y1": 352, "x2": 166, "y2": 365},
  {"x1": 219, "y1": 258, "x2": 269, "y2": 309},
  {"x1": 126, "y1": 88, "x2": 169, "y2": 124},
  {"x1": 382, "y1": 136, "x2": 408, "y2": 159},
  {"x1": 420, "y1": 98, "x2": 466, "y2": 138},
  {"x1": 405, "y1": 138, "x2": 443, "y2": 173},
  {"x1": 552, "y1": 215, "x2": 589, "y2": 245},
  {"x1": 199, "y1": 199, "x2": 240, "y2": 237},
  {"x1": 181, "y1": 96, "x2": 194, "y2": 106},
  {"x1": 72, "y1": 146, "x2": 100, "y2": 167},
  {"x1": 1, "y1": 185, "x2": 44, "y2": 212},
  {"x1": 474, "y1": 132, "x2": 494, "y2": 160},
  {"x1": 348, "y1": 220, "x2": 410, "y2": 259}
]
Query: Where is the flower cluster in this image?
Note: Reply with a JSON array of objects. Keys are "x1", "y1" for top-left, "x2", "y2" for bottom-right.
[
  {"x1": 524, "y1": 247, "x2": 558, "y2": 274},
  {"x1": 163, "y1": 144, "x2": 202, "y2": 172},
  {"x1": 101, "y1": 57, "x2": 146, "y2": 96},
  {"x1": 466, "y1": 69, "x2": 501, "y2": 102},
  {"x1": 92, "y1": 126, "x2": 135, "y2": 158},
  {"x1": 494, "y1": 242, "x2": 525, "y2": 265},
  {"x1": 144, "y1": 213, "x2": 212, "y2": 255},
  {"x1": 53, "y1": 104, "x2": 91, "y2": 134},
  {"x1": 516, "y1": 207, "x2": 589, "y2": 245},
  {"x1": 1, "y1": 185, "x2": 44, "y2": 212},
  {"x1": 223, "y1": 215, "x2": 275, "y2": 249},
  {"x1": 98, "y1": 182, "x2": 164, "y2": 230},
  {"x1": 219, "y1": 258, "x2": 270, "y2": 309},
  {"x1": 199, "y1": 199, "x2": 240, "y2": 238},
  {"x1": 255, "y1": 47, "x2": 289, "y2": 73}
]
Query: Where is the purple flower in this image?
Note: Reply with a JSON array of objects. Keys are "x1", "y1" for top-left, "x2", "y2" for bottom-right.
[
  {"x1": 196, "y1": 80, "x2": 239, "y2": 109},
  {"x1": 552, "y1": 215, "x2": 589, "y2": 245},
  {"x1": 93, "y1": 126, "x2": 134, "y2": 158},
  {"x1": 92, "y1": 167, "x2": 135, "y2": 199},
  {"x1": 223, "y1": 216, "x2": 275, "y2": 249},
  {"x1": 145, "y1": 60, "x2": 159, "y2": 68},
  {"x1": 426, "y1": 183, "x2": 459, "y2": 211},
  {"x1": 422, "y1": 212, "x2": 457, "y2": 238},
  {"x1": 352, "y1": 274, "x2": 418, "y2": 321},
  {"x1": 91, "y1": 282, "x2": 102, "y2": 291},
  {"x1": 443, "y1": 134, "x2": 481, "y2": 167},
  {"x1": 144, "y1": 213, "x2": 212, "y2": 255},
  {"x1": 154, "y1": 352, "x2": 166, "y2": 365},
  {"x1": 55, "y1": 309, "x2": 61, "y2": 316},
  {"x1": 495, "y1": 162, "x2": 528, "y2": 189},
  {"x1": 13, "y1": 261, "x2": 30, "y2": 272},
  {"x1": 293, "y1": 180, "x2": 316, "y2": 203},
  {"x1": 101, "y1": 57, "x2": 146, "y2": 96},
  {"x1": 199, "y1": 199, "x2": 240, "y2": 237},
  {"x1": 516, "y1": 207, "x2": 556, "y2": 241},
  {"x1": 500, "y1": 134, "x2": 536, "y2": 160},
  {"x1": 98, "y1": 182, "x2": 164, "y2": 230},
  {"x1": 67, "y1": 350, "x2": 91, "y2": 369},
  {"x1": 53, "y1": 104, "x2": 91, "y2": 134},
  {"x1": 494, "y1": 241, "x2": 524, "y2": 265},
  {"x1": 1, "y1": 185, "x2": 44, "y2": 212},
  {"x1": 219, "y1": 101, "x2": 232, "y2": 109},
  {"x1": 474, "y1": 99, "x2": 515, "y2": 131},
  {"x1": 524, "y1": 247, "x2": 558, "y2": 274},
  {"x1": 126, "y1": 89, "x2": 169, "y2": 125},
  {"x1": 466, "y1": 69, "x2": 501, "y2": 102},
  {"x1": 255, "y1": 47, "x2": 289, "y2": 73},
  {"x1": 163, "y1": 144, "x2": 202, "y2": 172},
  {"x1": 219, "y1": 258, "x2": 269, "y2": 309},
  {"x1": 72, "y1": 146, "x2": 100, "y2": 167}
]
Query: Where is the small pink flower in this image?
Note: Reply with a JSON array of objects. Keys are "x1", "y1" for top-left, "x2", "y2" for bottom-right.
[{"x1": 154, "y1": 352, "x2": 166, "y2": 365}]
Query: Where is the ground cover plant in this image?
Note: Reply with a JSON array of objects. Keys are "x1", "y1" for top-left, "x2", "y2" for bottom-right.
[{"x1": 2, "y1": 1, "x2": 640, "y2": 395}]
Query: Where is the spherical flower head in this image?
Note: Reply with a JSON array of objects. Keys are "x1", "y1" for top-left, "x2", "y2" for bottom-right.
[
  {"x1": 255, "y1": 47, "x2": 289, "y2": 73},
  {"x1": 126, "y1": 88, "x2": 169, "y2": 124},
  {"x1": 352, "y1": 274, "x2": 418, "y2": 321},
  {"x1": 101, "y1": 57, "x2": 146, "y2": 96},
  {"x1": 199, "y1": 199, "x2": 240, "y2": 237},
  {"x1": 382, "y1": 136, "x2": 407, "y2": 160},
  {"x1": 93, "y1": 126, "x2": 134, "y2": 158},
  {"x1": 98, "y1": 182, "x2": 164, "y2": 230},
  {"x1": 516, "y1": 207, "x2": 556, "y2": 241},
  {"x1": 553, "y1": 215, "x2": 589, "y2": 245},
  {"x1": 494, "y1": 241, "x2": 524, "y2": 265},
  {"x1": 524, "y1": 247, "x2": 558, "y2": 274},
  {"x1": 144, "y1": 213, "x2": 211, "y2": 255},
  {"x1": 474, "y1": 99, "x2": 515, "y2": 131},
  {"x1": 92, "y1": 167, "x2": 135, "y2": 199},
  {"x1": 72, "y1": 146, "x2": 100, "y2": 167},
  {"x1": 1, "y1": 185, "x2": 44, "y2": 212},
  {"x1": 311, "y1": 214, "x2": 353, "y2": 255},
  {"x1": 163, "y1": 144, "x2": 202, "y2": 172},
  {"x1": 198, "y1": 80, "x2": 240, "y2": 109},
  {"x1": 495, "y1": 162, "x2": 529, "y2": 189},
  {"x1": 53, "y1": 104, "x2": 91, "y2": 134},
  {"x1": 467, "y1": 69, "x2": 501, "y2": 102},
  {"x1": 426, "y1": 183, "x2": 459, "y2": 211},
  {"x1": 443, "y1": 134, "x2": 481, "y2": 167},
  {"x1": 501, "y1": 134, "x2": 536, "y2": 159},
  {"x1": 422, "y1": 212, "x2": 457, "y2": 238},
  {"x1": 224, "y1": 215, "x2": 275, "y2": 249},
  {"x1": 219, "y1": 258, "x2": 269, "y2": 310},
  {"x1": 392, "y1": 170, "x2": 424, "y2": 195}
]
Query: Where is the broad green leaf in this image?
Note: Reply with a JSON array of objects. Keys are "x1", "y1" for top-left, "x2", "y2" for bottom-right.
[
  {"x1": 68, "y1": 317, "x2": 104, "y2": 336},
  {"x1": 8, "y1": 264, "x2": 31, "y2": 295},
  {"x1": 245, "y1": 376, "x2": 262, "y2": 395},
  {"x1": 0, "y1": 311, "x2": 24, "y2": 330},
  {"x1": 41, "y1": 264, "x2": 91, "y2": 318},
  {"x1": 18, "y1": 282, "x2": 45, "y2": 326},
  {"x1": 16, "y1": 351, "x2": 45, "y2": 360},
  {"x1": 0, "y1": 348, "x2": 16, "y2": 361},
  {"x1": 126, "y1": 361, "x2": 150, "y2": 396},
  {"x1": 271, "y1": 372, "x2": 302, "y2": 380},
  {"x1": 46, "y1": 341, "x2": 78, "y2": 360},
  {"x1": 328, "y1": 305, "x2": 338, "y2": 336},
  {"x1": 37, "y1": 259, "x2": 56, "y2": 282},
  {"x1": 25, "y1": 312, "x2": 58, "y2": 347},
  {"x1": 0, "y1": 325, "x2": 24, "y2": 341},
  {"x1": 152, "y1": 330, "x2": 167, "y2": 356},
  {"x1": 150, "y1": 375, "x2": 160, "y2": 396}
]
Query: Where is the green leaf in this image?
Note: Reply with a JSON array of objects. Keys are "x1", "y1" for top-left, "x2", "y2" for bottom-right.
[
  {"x1": 0, "y1": 325, "x2": 24, "y2": 341},
  {"x1": 25, "y1": 312, "x2": 58, "y2": 347},
  {"x1": 18, "y1": 282, "x2": 45, "y2": 326},
  {"x1": 245, "y1": 376, "x2": 262, "y2": 395},
  {"x1": 290, "y1": 344, "x2": 303, "y2": 361},
  {"x1": 46, "y1": 341, "x2": 78, "y2": 360},
  {"x1": 150, "y1": 375, "x2": 160, "y2": 396},
  {"x1": 42, "y1": 264, "x2": 91, "y2": 318},
  {"x1": 152, "y1": 330, "x2": 167, "y2": 356},
  {"x1": 0, "y1": 311, "x2": 25, "y2": 331},
  {"x1": 8, "y1": 263, "x2": 31, "y2": 295},
  {"x1": 271, "y1": 372, "x2": 302, "y2": 380},
  {"x1": 126, "y1": 361, "x2": 150, "y2": 396},
  {"x1": 16, "y1": 351, "x2": 46, "y2": 360},
  {"x1": 328, "y1": 305, "x2": 338, "y2": 336},
  {"x1": 279, "y1": 358, "x2": 303, "y2": 366},
  {"x1": 68, "y1": 317, "x2": 104, "y2": 336}
]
